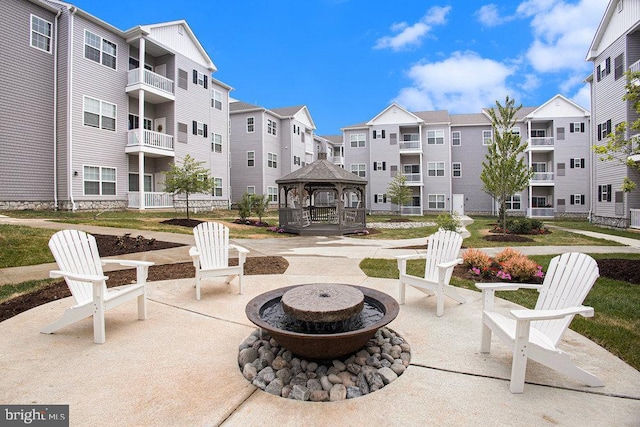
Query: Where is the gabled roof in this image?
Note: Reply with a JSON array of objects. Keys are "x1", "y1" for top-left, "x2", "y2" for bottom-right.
[
  {"x1": 230, "y1": 101, "x2": 264, "y2": 113},
  {"x1": 271, "y1": 106, "x2": 305, "y2": 117},
  {"x1": 317, "y1": 135, "x2": 343, "y2": 144},
  {"x1": 276, "y1": 159, "x2": 367, "y2": 185},
  {"x1": 366, "y1": 103, "x2": 423, "y2": 126},
  {"x1": 271, "y1": 105, "x2": 316, "y2": 130},
  {"x1": 450, "y1": 113, "x2": 491, "y2": 126},
  {"x1": 413, "y1": 110, "x2": 451, "y2": 124},
  {"x1": 481, "y1": 106, "x2": 536, "y2": 122},
  {"x1": 341, "y1": 121, "x2": 368, "y2": 130},
  {"x1": 525, "y1": 94, "x2": 590, "y2": 119}
]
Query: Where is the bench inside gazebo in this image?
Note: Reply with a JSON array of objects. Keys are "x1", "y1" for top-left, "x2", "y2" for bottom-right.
[{"x1": 275, "y1": 158, "x2": 368, "y2": 236}]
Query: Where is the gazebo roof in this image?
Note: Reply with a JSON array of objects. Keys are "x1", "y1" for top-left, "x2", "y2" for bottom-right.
[{"x1": 276, "y1": 159, "x2": 368, "y2": 185}]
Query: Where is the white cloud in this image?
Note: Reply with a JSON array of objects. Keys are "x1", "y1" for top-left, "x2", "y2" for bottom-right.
[
  {"x1": 374, "y1": 6, "x2": 451, "y2": 51},
  {"x1": 393, "y1": 51, "x2": 518, "y2": 113},
  {"x1": 571, "y1": 84, "x2": 591, "y2": 110},
  {"x1": 476, "y1": 4, "x2": 512, "y2": 27}
]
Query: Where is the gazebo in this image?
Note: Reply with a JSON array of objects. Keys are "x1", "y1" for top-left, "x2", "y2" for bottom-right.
[{"x1": 275, "y1": 158, "x2": 368, "y2": 235}]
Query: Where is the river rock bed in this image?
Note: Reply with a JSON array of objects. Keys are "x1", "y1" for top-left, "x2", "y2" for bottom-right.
[{"x1": 238, "y1": 326, "x2": 411, "y2": 401}]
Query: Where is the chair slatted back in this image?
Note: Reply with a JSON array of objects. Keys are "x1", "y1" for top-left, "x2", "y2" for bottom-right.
[
  {"x1": 424, "y1": 230, "x2": 463, "y2": 282},
  {"x1": 48, "y1": 229, "x2": 106, "y2": 306},
  {"x1": 193, "y1": 222, "x2": 229, "y2": 270},
  {"x1": 533, "y1": 252, "x2": 599, "y2": 346}
]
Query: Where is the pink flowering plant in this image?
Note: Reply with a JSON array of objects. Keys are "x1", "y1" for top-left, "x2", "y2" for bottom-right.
[{"x1": 463, "y1": 247, "x2": 544, "y2": 282}]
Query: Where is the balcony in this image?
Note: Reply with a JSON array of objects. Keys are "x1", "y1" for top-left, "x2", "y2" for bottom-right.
[
  {"x1": 628, "y1": 135, "x2": 640, "y2": 162},
  {"x1": 531, "y1": 172, "x2": 554, "y2": 184},
  {"x1": 399, "y1": 141, "x2": 422, "y2": 153},
  {"x1": 401, "y1": 173, "x2": 422, "y2": 185},
  {"x1": 400, "y1": 206, "x2": 422, "y2": 215},
  {"x1": 527, "y1": 207, "x2": 554, "y2": 218},
  {"x1": 527, "y1": 137, "x2": 554, "y2": 151},
  {"x1": 126, "y1": 129, "x2": 174, "y2": 157},
  {"x1": 126, "y1": 68, "x2": 175, "y2": 103},
  {"x1": 332, "y1": 155, "x2": 344, "y2": 165},
  {"x1": 128, "y1": 192, "x2": 173, "y2": 208}
]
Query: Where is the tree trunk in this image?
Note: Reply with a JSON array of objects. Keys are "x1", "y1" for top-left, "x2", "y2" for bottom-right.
[
  {"x1": 186, "y1": 194, "x2": 190, "y2": 220},
  {"x1": 501, "y1": 200, "x2": 507, "y2": 235}
]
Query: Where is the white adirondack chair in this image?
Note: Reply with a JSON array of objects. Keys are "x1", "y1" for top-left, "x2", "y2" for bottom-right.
[
  {"x1": 189, "y1": 222, "x2": 249, "y2": 299},
  {"x1": 476, "y1": 252, "x2": 603, "y2": 393},
  {"x1": 42, "y1": 229, "x2": 153, "y2": 344},
  {"x1": 395, "y1": 229, "x2": 465, "y2": 317}
]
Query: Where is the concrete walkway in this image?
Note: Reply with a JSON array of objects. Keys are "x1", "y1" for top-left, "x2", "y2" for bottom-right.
[{"x1": 0, "y1": 216, "x2": 639, "y2": 426}]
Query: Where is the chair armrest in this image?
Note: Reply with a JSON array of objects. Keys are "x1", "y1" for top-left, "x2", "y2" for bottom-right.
[
  {"x1": 102, "y1": 259, "x2": 154, "y2": 267},
  {"x1": 395, "y1": 254, "x2": 426, "y2": 261},
  {"x1": 229, "y1": 244, "x2": 249, "y2": 254},
  {"x1": 511, "y1": 306, "x2": 595, "y2": 321},
  {"x1": 189, "y1": 246, "x2": 200, "y2": 257},
  {"x1": 49, "y1": 270, "x2": 107, "y2": 283},
  {"x1": 437, "y1": 258, "x2": 463, "y2": 270},
  {"x1": 475, "y1": 282, "x2": 542, "y2": 291}
]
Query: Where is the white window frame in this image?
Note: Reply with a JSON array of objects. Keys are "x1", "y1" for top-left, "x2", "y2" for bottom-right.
[
  {"x1": 211, "y1": 89, "x2": 223, "y2": 110},
  {"x1": 452, "y1": 162, "x2": 461, "y2": 178},
  {"x1": 511, "y1": 127, "x2": 521, "y2": 137},
  {"x1": 482, "y1": 130, "x2": 493, "y2": 145},
  {"x1": 213, "y1": 177, "x2": 223, "y2": 197},
  {"x1": 247, "y1": 151, "x2": 255, "y2": 167},
  {"x1": 31, "y1": 15, "x2": 52, "y2": 53},
  {"x1": 196, "y1": 71, "x2": 206, "y2": 87},
  {"x1": 403, "y1": 133, "x2": 419, "y2": 142},
  {"x1": 532, "y1": 162, "x2": 547, "y2": 173},
  {"x1": 600, "y1": 122, "x2": 609, "y2": 139},
  {"x1": 427, "y1": 161, "x2": 445, "y2": 177},
  {"x1": 428, "y1": 194, "x2": 445, "y2": 209},
  {"x1": 452, "y1": 131, "x2": 461, "y2": 146},
  {"x1": 247, "y1": 186, "x2": 256, "y2": 194},
  {"x1": 572, "y1": 194, "x2": 584, "y2": 205},
  {"x1": 268, "y1": 186, "x2": 278, "y2": 202},
  {"x1": 375, "y1": 194, "x2": 386, "y2": 204},
  {"x1": 427, "y1": 130, "x2": 444, "y2": 145},
  {"x1": 128, "y1": 114, "x2": 151, "y2": 131},
  {"x1": 84, "y1": 30, "x2": 116, "y2": 69},
  {"x1": 267, "y1": 152, "x2": 278, "y2": 169},
  {"x1": 267, "y1": 119, "x2": 277, "y2": 135},
  {"x1": 532, "y1": 196, "x2": 547, "y2": 207},
  {"x1": 350, "y1": 133, "x2": 366, "y2": 148},
  {"x1": 83, "y1": 96, "x2": 116, "y2": 131},
  {"x1": 350, "y1": 163, "x2": 366, "y2": 178},
  {"x1": 531, "y1": 129, "x2": 546, "y2": 138},
  {"x1": 505, "y1": 194, "x2": 522, "y2": 210},
  {"x1": 196, "y1": 121, "x2": 205, "y2": 136},
  {"x1": 247, "y1": 117, "x2": 255, "y2": 133},
  {"x1": 211, "y1": 133, "x2": 222, "y2": 153},
  {"x1": 83, "y1": 165, "x2": 116, "y2": 196}
]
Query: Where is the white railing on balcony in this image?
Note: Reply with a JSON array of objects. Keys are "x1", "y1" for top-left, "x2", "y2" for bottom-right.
[
  {"x1": 332, "y1": 155, "x2": 344, "y2": 164},
  {"x1": 400, "y1": 206, "x2": 422, "y2": 215},
  {"x1": 527, "y1": 207, "x2": 554, "y2": 217},
  {"x1": 630, "y1": 59, "x2": 640, "y2": 73},
  {"x1": 529, "y1": 137, "x2": 554, "y2": 147},
  {"x1": 401, "y1": 173, "x2": 422, "y2": 183},
  {"x1": 531, "y1": 172, "x2": 554, "y2": 181},
  {"x1": 128, "y1": 192, "x2": 173, "y2": 208},
  {"x1": 128, "y1": 129, "x2": 174, "y2": 152},
  {"x1": 630, "y1": 209, "x2": 640, "y2": 228},
  {"x1": 127, "y1": 68, "x2": 174, "y2": 95},
  {"x1": 399, "y1": 141, "x2": 421, "y2": 151}
]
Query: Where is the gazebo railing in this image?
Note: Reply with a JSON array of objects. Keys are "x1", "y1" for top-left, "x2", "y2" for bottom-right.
[
  {"x1": 310, "y1": 206, "x2": 338, "y2": 223},
  {"x1": 278, "y1": 207, "x2": 365, "y2": 230}
]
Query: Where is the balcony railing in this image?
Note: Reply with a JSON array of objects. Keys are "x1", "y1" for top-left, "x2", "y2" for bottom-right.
[
  {"x1": 128, "y1": 129, "x2": 174, "y2": 152},
  {"x1": 332, "y1": 155, "x2": 344, "y2": 164},
  {"x1": 401, "y1": 173, "x2": 422, "y2": 183},
  {"x1": 529, "y1": 137, "x2": 554, "y2": 147},
  {"x1": 127, "y1": 68, "x2": 174, "y2": 95},
  {"x1": 399, "y1": 141, "x2": 421, "y2": 151},
  {"x1": 527, "y1": 207, "x2": 554, "y2": 218},
  {"x1": 128, "y1": 192, "x2": 173, "y2": 208},
  {"x1": 531, "y1": 172, "x2": 554, "y2": 181},
  {"x1": 630, "y1": 59, "x2": 640, "y2": 73},
  {"x1": 400, "y1": 206, "x2": 422, "y2": 215},
  {"x1": 630, "y1": 209, "x2": 640, "y2": 229}
]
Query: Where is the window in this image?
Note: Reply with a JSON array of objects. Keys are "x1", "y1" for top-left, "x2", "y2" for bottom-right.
[
  {"x1": 598, "y1": 184, "x2": 612, "y2": 202},
  {"x1": 177, "y1": 122, "x2": 188, "y2": 143},
  {"x1": 350, "y1": 133, "x2": 366, "y2": 148},
  {"x1": 31, "y1": 15, "x2": 52, "y2": 53},
  {"x1": 373, "y1": 161, "x2": 386, "y2": 171},
  {"x1": 614, "y1": 53, "x2": 625, "y2": 80},
  {"x1": 596, "y1": 57, "x2": 611, "y2": 81},
  {"x1": 84, "y1": 30, "x2": 116, "y2": 69},
  {"x1": 294, "y1": 156, "x2": 301, "y2": 166},
  {"x1": 452, "y1": 131, "x2": 461, "y2": 146},
  {"x1": 598, "y1": 120, "x2": 612, "y2": 141},
  {"x1": 532, "y1": 163, "x2": 547, "y2": 173},
  {"x1": 83, "y1": 96, "x2": 116, "y2": 131},
  {"x1": 532, "y1": 196, "x2": 547, "y2": 207},
  {"x1": 482, "y1": 130, "x2": 493, "y2": 145},
  {"x1": 268, "y1": 186, "x2": 278, "y2": 202},
  {"x1": 211, "y1": 89, "x2": 222, "y2": 110},
  {"x1": 247, "y1": 117, "x2": 255, "y2": 133},
  {"x1": 350, "y1": 163, "x2": 366, "y2": 177},
  {"x1": 247, "y1": 151, "x2": 255, "y2": 167},
  {"x1": 267, "y1": 152, "x2": 277, "y2": 168},
  {"x1": 403, "y1": 164, "x2": 420, "y2": 175},
  {"x1": 374, "y1": 194, "x2": 387, "y2": 203},
  {"x1": 505, "y1": 194, "x2": 521, "y2": 210},
  {"x1": 247, "y1": 186, "x2": 255, "y2": 194},
  {"x1": 570, "y1": 158, "x2": 585, "y2": 169},
  {"x1": 452, "y1": 162, "x2": 461, "y2": 178},
  {"x1": 428, "y1": 194, "x2": 445, "y2": 209},
  {"x1": 403, "y1": 133, "x2": 419, "y2": 141},
  {"x1": 511, "y1": 127, "x2": 521, "y2": 137},
  {"x1": 128, "y1": 114, "x2": 151, "y2": 130},
  {"x1": 193, "y1": 70, "x2": 208, "y2": 88},
  {"x1": 570, "y1": 122, "x2": 585, "y2": 133},
  {"x1": 128, "y1": 57, "x2": 152, "y2": 71},
  {"x1": 128, "y1": 173, "x2": 152, "y2": 192},
  {"x1": 192, "y1": 121, "x2": 207, "y2": 137},
  {"x1": 373, "y1": 130, "x2": 386, "y2": 139},
  {"x1": 267, "y1": 119, "x2": 277, "y2": 136},
  {"x1": 211, "y1": 133, "x2": 222, "y2": 153},
  {"x1": 178, "y1": 69, "x2": 188, "y2": 90},
  {"x1": 84, "y1": 166, "x2": 116, "y2": 195},
  {"x1": 531, "y1": 129, "x2": 546, "y2": 138},
  {"x1": 570, "y1": 194, "x2": 585, "y2": 205},
  {"x1": 213, "y1": 177, "x2": 223, "y2": 197},
  {"x1": 427, "y1": 130, "x2": 444, "y2": 145},
  {"x1": 427, "y1": 161, "x2": 445, "y2": 177}
]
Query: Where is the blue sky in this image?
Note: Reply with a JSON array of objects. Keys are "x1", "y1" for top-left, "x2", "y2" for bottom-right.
[{"x1": 69, "y1": 0, "x2": 607, "y2": 135}]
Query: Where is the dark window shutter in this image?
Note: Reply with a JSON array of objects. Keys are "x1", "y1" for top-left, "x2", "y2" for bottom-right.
[
  {"x1": 597, "y1": 124, "x2": 602, "y2": 141},
  {"x1": 581, "y1": 195, "x2": 585, "y2": 205},
  {"x1": 596, "y1": 65, "x2": 601, "y2": 82},
  {"x1": 383, "y1": 194, "x2": 387, "y2": 203},
  {"x1": 192, "y1": 121, "x2": 197, "y2": 135},
  {"x1": 607, "y1": 185, "x2": 612, "y2": 202},
  {"x1": 570, "y1": 159, "x2": 575, "y2": 168},
  {"x1": 203, "y1": 124, "x2": 208, "y2": 137},
  {"x1": 581, "y1": 159, "x2": 585, "y2": 168},
  {"x1": 382, "y1": 130, "x2": 386, "y2": 138},
  {"x1": 580, "y1": 123, "x2": 585, "y2": 132},
  {"x1": 382, "y1": 162, "x2": 386, "y2": 171},
  {"x1": 570, "y1": 123, "x2": 574, "y2": 133},
  {"x1": 373, "y1": 162, "x2": 377, "y2": 171},
  {"x1": 570, "y1": 196, "x2": 575, "y2": 205},
  {"x1": 373, "y1": 131, "x2": 377, "y2": 139},
  {"x1": 374, "y1": 195, "x2": 378, "y2": 203},
  {"x1": 606, "y1": 57, "x2": 611, "y2": 74},
  {"x1": 607, "y1": 119, "x2": 612, "y2": 134},
  {"x1": 598, "y1": 186, "x2": 602, "y2": 202},
  {"x1": 193, "y1": 70, "x2": 198, "y2": 84},
  {"x1": 204, "y1": 75, "x2": 208, "y2": 89}
]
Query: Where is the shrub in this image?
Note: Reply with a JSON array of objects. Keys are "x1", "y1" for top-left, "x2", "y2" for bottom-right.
[
  {"x1": 500, "y1": 255, "x2": 541, "y2": 280},
  {"x1": 237, "y1": 192, "x2": 253, "y2": 220},
  {"x1": 462, "y1": 248, "x2": 492, "y2": 270},
  {"x1": 504, "y1": 218, "x2": 545, "y2": 234},
  {"x1": 494, "y1": 247, "x2": 524, "y2": 263},
  {"x1": 436, "y1": 212, "x2": 461, "y2": 232}
]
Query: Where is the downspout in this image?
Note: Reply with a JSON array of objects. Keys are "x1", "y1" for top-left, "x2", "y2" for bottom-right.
[
  {"x1": 227, "y1": 92, "x2": 231, "y2": 209},
  {"x1": 68, "y1": 7, "x2": 77, "y2": 211},
  {"x1": 53, "y1": 8, "x2": 62, "y2": 209}
]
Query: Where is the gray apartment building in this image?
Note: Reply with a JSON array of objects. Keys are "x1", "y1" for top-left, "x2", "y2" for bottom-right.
[
  {"x1": 341, "y1": 95, "x2": 591, "y2": 218},
  {"x1": 228, "y1": 101, "x2": 317, "y2": 205},
  {"x1": 0, "y1": 0, "x2": 231, "y2": 211},
  {"x1": 587, "y1": 0, "x2": 640, "y2": 228}
]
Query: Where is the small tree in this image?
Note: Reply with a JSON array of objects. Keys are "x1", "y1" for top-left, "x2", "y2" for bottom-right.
[
  {"x1": 593, "y1": 70, "x2": 640, "y2": 192},
  {"x1": 237, "y1": 192, "x2": 253, "y2": 221},
  {"x1": 387, "y1": 174, "x2": 412, "y2": 215},
  {"x1": 163, "y1": 154, "x2": 211, "y2": 219},
  {"x1": 480, "y1": 96, "x2": 533, "y2": 234},
  {"x1": 251, "y1": 194, "x2": 270, "y2": 224}
]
